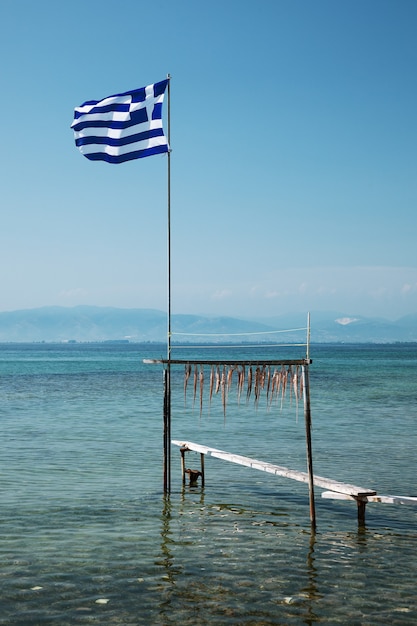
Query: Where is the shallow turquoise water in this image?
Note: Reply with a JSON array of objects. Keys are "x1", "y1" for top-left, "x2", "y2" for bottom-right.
[{"x1": 0, "y1": 342, "x2": 416, "y2": 624}]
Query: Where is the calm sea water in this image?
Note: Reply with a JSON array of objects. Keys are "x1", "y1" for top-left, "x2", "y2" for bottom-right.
[{"x1": 0, "y1": 342, "x2": 416, "y2": 625}]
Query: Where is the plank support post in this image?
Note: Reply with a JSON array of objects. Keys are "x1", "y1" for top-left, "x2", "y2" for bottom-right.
[
  {"x1": 200, "y1": 452, "x2": 205, "y2": 487},
  {"x1": 180, "y1": 446, "x2": 187, "y2": 485},
  {"x1": 356, "y1": 497, "x2": 367, "y2": 527},
  {"x1": 179, "y1": 445, "x2": 205, "y2": 487}
]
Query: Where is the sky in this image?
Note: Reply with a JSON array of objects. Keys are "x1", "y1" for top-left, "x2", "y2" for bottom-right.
[{"x1": 1, "y1": 0, "x2": 416, "y2": 321}]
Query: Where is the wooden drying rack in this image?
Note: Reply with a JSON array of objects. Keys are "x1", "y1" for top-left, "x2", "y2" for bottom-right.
[{"x1": 145, "y1": 353, "x2": 318, "y2": 529}]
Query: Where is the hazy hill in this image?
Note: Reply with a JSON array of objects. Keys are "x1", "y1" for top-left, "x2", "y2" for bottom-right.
[
  {"x1": 0, "y1": 306, "x2": 272, "y2": 343},
  {"x1": 251, "y1": 312, "x2": 417, "y2": 343},
  {"x1": 0, "y1": 306, "x2": 416, "y2": 343}
]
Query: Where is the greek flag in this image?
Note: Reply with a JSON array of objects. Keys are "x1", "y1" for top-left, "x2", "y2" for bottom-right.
[{"x1": 71, "y1": 79, "x2": 169, "y2": 164}]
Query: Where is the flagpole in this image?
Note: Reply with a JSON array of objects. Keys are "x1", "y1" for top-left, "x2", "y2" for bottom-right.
[
  {"x1": 163, "y1": 74, "x2": 172, "y2": 494},
  {"x1": 167, "y1": 74, "x2": 172, "y2": 363}
]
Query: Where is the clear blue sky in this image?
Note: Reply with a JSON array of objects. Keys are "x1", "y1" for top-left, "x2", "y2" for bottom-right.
[{"x1": 1, "y1": 0, "x2": 416, "y2": 320}]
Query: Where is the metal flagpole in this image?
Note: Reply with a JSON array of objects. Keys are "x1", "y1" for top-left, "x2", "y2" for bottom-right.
[
  {"x1": 167, "y1": 74, "x2": 172, "y2": 364},
  {"x1": 163, "y1": 74, "x2": 172, "y2": 494}
]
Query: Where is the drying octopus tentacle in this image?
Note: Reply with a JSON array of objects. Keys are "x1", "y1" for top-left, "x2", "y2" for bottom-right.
[
  {"x1": 227, "y1": 365, "x2": 234, "y2": 391},
  {"x1": 260, "y1": 365, "x2": 267, "y2": 407},
  {"x1": 193, "y1": 364, "x2": 198, "y2": 409},
  {"x1": 254, "y1": 367, "x2": 261, "y2": 408},
  {"x1": 246, "y1": 366, "x2": 253, "y2": 402},
  {"x1": 237, "y1": 365, "x2": 245, "y2": 405},
  {"x1": 215, "y1": 364, "x2": 221, "y2": 394},
  {"x1": 209, "y1": 365, "x2": 214, "y2": 407},
  {"x1": 236, "y1": 366, "x2": 241, "y2": 404},
  {"x1": 266, "y1": 366, "x2": 271, "y2": 406},
  {"x1": 287, "y1": 365, "x2": 293, "y2": 405},
  {"x1": 275, "y1": 369, "x2": 283, "y2": 405},
  {"x1": 221, "y1": 365, "x2": 227, "y2": 420},
  {"x1": 280, "y1": 365, "x2": 288, "y2": 410},
  {"x1": 184, "y1": 363, "x2": 192, "y2": 406},
  {"x1": 299, "y1": 367, "x2": 304, "y2": 400},
  {"x1": 199, "y1": 365, "x2": 204, "y2": 417},
  {"x1": 269, "y1": 369, "x2": 277, "y2": 408},
  {"x1": 292, "y1": 365, "x2": 299, "y2": 421},
  {"x1": 293, "y1": 366, "x2": 299, "y2": 402},
  {"x1": 261, "y1": 365, "x2": 266, "y2": 389}
]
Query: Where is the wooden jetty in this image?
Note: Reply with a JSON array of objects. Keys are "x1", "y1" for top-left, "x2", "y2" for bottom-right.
[
  {"x1": 173, "y1": 440, "x2": 417, "y2": 526},
  {"x1": 172, "y1": 440, "x2": 376, "y2": 497}
]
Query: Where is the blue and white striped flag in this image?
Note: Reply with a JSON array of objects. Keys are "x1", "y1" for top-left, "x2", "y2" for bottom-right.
[{"x1": 71, "y1": 79, "x2": 169, "y2": 164}]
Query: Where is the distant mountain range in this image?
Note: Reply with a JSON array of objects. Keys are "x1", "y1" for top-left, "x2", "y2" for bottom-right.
[{"x1": 0, "y1": 306, "x2": 416, "y2": 343}]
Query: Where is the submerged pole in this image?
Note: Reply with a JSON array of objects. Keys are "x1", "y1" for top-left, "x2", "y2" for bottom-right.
[
  {"x1": 303, "y1": 362, "x2": 316, "y2": 530},
  {"x1": 163, "y1": 368, "x2": 171, "y2": 493}
]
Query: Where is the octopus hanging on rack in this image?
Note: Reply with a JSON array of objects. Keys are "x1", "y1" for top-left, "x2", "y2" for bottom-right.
[{"x1": 182, "y1": 362, "x2": 304, "y2": 419}]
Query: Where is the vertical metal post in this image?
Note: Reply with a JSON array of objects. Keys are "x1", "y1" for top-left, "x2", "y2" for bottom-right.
[{"x1": 303, "y1": 362, "x2": 316, "y2": 530}]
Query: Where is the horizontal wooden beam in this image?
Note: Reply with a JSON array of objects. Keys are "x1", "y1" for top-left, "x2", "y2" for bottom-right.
[
  {"x1": 145, "y1": 359, "x2": 312, "y2": 366},
  {"x1": 172, "y1": 440, "x2": 376, "y2": 497}
]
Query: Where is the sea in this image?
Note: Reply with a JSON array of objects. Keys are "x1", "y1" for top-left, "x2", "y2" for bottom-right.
[{"x1": 0, "y1": 341, "x2": 416, "y2": 625}]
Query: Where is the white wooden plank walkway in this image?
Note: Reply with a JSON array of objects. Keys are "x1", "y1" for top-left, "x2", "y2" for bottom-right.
[
  {"x1": 321, "y1": 491, "x2": 417, "y2": 506},
  {"x1": 172, "y1": 440, "x2": 377, "y2": 497}
]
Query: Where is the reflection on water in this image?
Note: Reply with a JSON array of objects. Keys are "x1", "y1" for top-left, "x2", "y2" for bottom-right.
[{"x1": 149, "y1": 473, "x2": 417, "y2": 625}]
